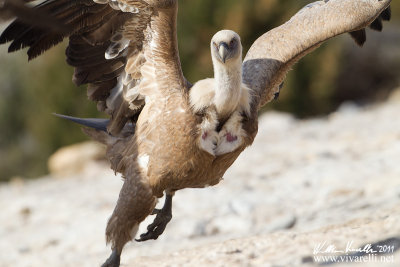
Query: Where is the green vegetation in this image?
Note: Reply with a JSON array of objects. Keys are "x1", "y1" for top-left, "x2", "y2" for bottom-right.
[{"x1": 0, "y1": 1, "x2": 399, "y2": 181}]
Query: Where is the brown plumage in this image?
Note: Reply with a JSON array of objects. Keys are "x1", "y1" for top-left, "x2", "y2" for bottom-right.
[
  {"x1": 0, "y1": 0, "x2": 68, "y2": 32},
  {"x1": 0, "y1": 0, "x2": 391, "y2": 266}
]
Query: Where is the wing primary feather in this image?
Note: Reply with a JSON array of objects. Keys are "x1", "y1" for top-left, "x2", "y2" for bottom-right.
[
  {"x1": 7, "y1": 27, "x2": 42, "y2": 52},
  {"x1": 274, "y1": 82, "x2": 284, "y2": 100},
  {"x1": 380, "y1": 7, "x2": 391, "y2": 21},
  {"x1": 370, "y1": 17, "x2": 383, "y2": 31},
  {"x1": 1, "y1": 1, "x2": 113, "y2": 57},
  {"x1": 27, "y1": 34, "x2": 64, "y2": 60},
  {"x1": 53, "y1": 113, "x2": 110, "y2": 132},
  {"x1": 0, "y1": 21, "x2": 31, "y2": 45},
  {"x1": 349, "y1": 29, "x2": 367, "y2": 47},
  {"x1": 0, "y1": 0, "x2": 70, "y2": 33}
]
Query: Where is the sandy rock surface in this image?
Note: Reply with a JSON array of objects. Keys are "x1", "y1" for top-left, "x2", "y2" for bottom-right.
[
  {"x1": 1, "y1": 94, "x2": 400, "y2": 267},
  {"x1": 47, "y1": 141, "x2": 106, "y2": 177}
]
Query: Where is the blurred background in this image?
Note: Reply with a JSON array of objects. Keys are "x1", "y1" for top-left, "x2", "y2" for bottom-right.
[{"x1": 0, "y1": 0, "x2": 399, "y2": 182}]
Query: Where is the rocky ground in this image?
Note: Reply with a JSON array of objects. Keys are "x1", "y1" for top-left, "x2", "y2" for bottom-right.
[{"x1": 1, "y1": 90, "x2": 400, "y2": 267}]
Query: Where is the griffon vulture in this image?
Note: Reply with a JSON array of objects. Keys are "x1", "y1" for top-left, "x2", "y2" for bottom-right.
[{"x1": 0, "y1": 0, "x2": 392, "y2": 266}]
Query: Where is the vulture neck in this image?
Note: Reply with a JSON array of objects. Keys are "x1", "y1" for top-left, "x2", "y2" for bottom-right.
[{"x1": 213, "y1": 60, "x2": 243, "y2": 120}]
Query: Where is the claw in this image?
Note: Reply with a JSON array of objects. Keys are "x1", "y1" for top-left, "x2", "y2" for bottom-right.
[
  {"x1": 136, "y1": 208, "x2": 172, "y2": 242},
  {"x1": 136, "y1": 192, "x2": 174, "y2": 242}
]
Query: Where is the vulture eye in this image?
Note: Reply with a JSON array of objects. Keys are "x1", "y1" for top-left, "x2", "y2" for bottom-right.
[{"x1": 230, "y1": 39, "x2": 235, "y2": 46}]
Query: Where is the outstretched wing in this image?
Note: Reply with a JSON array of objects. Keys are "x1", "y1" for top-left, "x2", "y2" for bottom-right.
[
  {"x1": 243, "y1": 0, "x2": 392, "y2": 109},
  {"x1": 0, "y1": 0, "x2": 186, "y2": 135},
  {"x1": 0, "y1": 0, "x2": 68, "y2": 31}
]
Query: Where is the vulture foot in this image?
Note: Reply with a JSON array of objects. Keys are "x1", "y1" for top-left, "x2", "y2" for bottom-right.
[
  {"x1": 136, "y1": 193, "x2": 173, "y2": 242},
  {"x1": 101, "y1": 250, "x2": 120, "y2": 267}
]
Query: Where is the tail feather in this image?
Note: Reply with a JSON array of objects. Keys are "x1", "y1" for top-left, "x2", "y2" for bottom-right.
[{"x1": 53, "y1": 113, "x2": 109, "y2": 132}]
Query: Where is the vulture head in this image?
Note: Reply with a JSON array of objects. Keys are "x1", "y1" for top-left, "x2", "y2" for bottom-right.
[{"x1": 211, "y1": 30, "x2": 242, "y2": 65}]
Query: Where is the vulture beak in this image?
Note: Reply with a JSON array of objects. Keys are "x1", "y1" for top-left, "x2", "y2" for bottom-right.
[{"x1": 218, "y1": 42, "x2": 229, "y2": 63}]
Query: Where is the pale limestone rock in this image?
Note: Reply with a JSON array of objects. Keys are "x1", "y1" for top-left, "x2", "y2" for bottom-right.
[{"x1": 47, "y1": 141, "x2": 106, "y2": 177}]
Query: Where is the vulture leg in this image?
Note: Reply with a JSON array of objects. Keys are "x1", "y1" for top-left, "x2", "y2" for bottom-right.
[
  {"x1": 101, "y1": 250, "x2": 120, "y2": 267},
  {"x1": 136, "y1": 191, "x2": 174, "y2": 242},
  {"x1": 103, "y1": 174, "x2": 157, "y2": 267}
]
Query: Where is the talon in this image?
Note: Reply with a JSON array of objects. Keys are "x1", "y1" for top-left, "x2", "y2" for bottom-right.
[
  {"x1": 147, "y1": 221, "x2": 156, "y2": 231},
  {"x1": 136, "y1": 212, "x2": 172, "y2": 242},
  {"x1": 135, "y1": 192, "x2": 173, "y2": 242}
]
